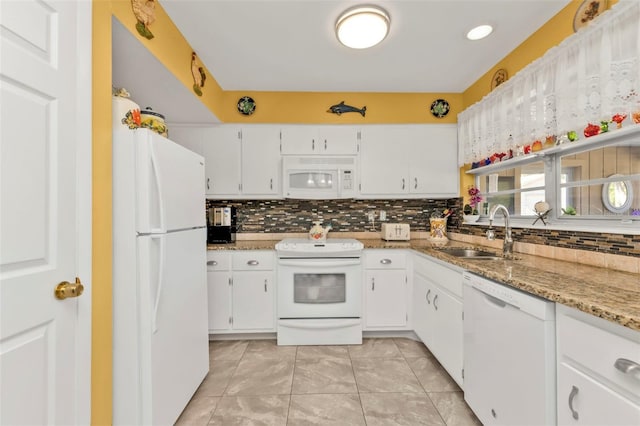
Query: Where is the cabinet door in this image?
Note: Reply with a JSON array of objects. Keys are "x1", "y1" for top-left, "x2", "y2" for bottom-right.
[
  {"x1": 203, "y1": 127, "x2": 241, "y2": 197},
  {"x1": 280, "y1": 126, "x2": 316, "y2": 155},
  {"x1": 318, "y1": 126, "x2": 359, "y2": 155},
  {"x1": 432, "y1": 287, "x2": 464, "y2": 386},
  {"x1": 558, "y1": 362, "x2": 640, "y2": 426},
  {"x1": 359, "y1": 126, "x2": 409, "y2": 196},
  {"x1": 232, "y1": 271, "x2": 275, "y2": 331},
  {"x1": 241, "y1": 126, "x2": 281, "y2": 196},
  {"x1": 207, "y1": 271, "x2": 232, "y2": 332},
  {"x1": 409, "y1": 125, "x2": 458, "y2": 196},
  {"x1": 364, "y1": 270, "x2": 407, "y2": 329},
  {"x1": 412, "y1": 273, "x2": 431, "y2": 344}
]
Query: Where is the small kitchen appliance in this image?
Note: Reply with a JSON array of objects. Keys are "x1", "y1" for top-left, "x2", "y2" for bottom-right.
[
  {"x1": 381, "y1": 223, "x2": 410, "y2": 241},
  {"x1": 207, "y1": 206, "x2": 237, "y2": 243}
]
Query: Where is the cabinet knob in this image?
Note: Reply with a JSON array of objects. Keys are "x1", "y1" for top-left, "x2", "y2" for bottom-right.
[
  {"x1": 433, "y1": 294, "x2": 439, "y2": 310},
  {"x1": 426, "y1": 289, "x2": 431, "y2": 304},
  {"x1": 402, "y1": 178, "x2": 405, "y2": 190},
  {"x1": 264, "y1": 279, "x2": 268, "y2": 292},
  {"x1": 414, "y1": 177, "x2": 418, "y2": 189},
  {"x1": 371, "y1": 277, "x2": 375, "y2": 291},
  {"x1": 324, "y1": 139, "x2": 327, "y2": 150},
  {"x1": 247, "y1": 260, "x2": 259, "y2": 266},
  {"x1": 207, "y1": 260, "x2": 218, "y2": 266},
  {"x1": 270, "y1": 178, "x2": 273, "y2": 190},
  {"x1": 380, "y1": 258, "x2": 392, "y2": 265},
  {"x1": 312, "y1": 139, "x2": 315, "y2": 150},
  {"x1": 207, "y1": 178, "x2": 210, "y2": 190},
  {"x1": 568, "y1": 385, "x2": 579, "y2": 420}
]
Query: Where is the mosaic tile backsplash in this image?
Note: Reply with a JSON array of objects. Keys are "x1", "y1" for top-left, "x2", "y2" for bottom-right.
[
  {"x1": 206, "y1": 199, "x2": 638, "y2": 257},
  {"x1": 207, "y1": 198, "x2": 462, "y2": 233}
]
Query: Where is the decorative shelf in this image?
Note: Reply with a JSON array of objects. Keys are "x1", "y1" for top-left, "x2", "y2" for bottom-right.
[{"x1": 466, "y1": 124, "x2": 640, "y2": 175}]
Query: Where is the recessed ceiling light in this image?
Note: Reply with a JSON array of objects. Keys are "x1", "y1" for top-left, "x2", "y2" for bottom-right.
[
  {"x1": 467, "y1": 24, "x2": 493, "y2": 41},
  {"x1": 336, "y1": 6, "x2": 390, "y2": 49}
]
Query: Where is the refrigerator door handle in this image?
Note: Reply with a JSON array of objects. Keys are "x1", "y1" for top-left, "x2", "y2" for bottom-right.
[
  {"x1": 150, "y1": 234, "x2": 165, "y2": 334},
  {"x1": 149, "y1": 143, "x2": 165, "y2": 232}
]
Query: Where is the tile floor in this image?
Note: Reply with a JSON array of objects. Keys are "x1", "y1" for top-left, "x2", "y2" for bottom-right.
[{"x1": 175, "y1": 338, "x2": 482, "y2": 425}]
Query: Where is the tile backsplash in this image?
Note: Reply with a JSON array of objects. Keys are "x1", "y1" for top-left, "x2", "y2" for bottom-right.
[
  {"x1": 206, "y1": 199, "x2": 638, "y2": 258},
  {"x1": 206, "y1": 198, "x2": 462, "y2": 233}
]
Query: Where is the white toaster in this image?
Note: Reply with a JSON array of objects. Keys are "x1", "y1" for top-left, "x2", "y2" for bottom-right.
[{"x1": 381, "y1": 223, "x2": 410, "y2": 241}]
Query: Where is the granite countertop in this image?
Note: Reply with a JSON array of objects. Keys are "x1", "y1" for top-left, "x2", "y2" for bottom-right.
[{"x1": 208, "y1": 239, "x2": 640, "y2": 331}]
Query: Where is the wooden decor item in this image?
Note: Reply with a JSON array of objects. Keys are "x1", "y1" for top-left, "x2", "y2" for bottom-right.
[{"x1": 491, "y1": 69, "x2": 508, "y2": 90}]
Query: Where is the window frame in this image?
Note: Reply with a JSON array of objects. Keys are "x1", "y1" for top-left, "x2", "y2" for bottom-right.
[{"x1": 466, "y1": 126, "x2": 640, "y2": 235}]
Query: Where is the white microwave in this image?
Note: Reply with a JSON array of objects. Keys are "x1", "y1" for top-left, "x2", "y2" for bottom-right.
[{"x1": 283, "y1": 156, "x2": 357, "y2": 199}]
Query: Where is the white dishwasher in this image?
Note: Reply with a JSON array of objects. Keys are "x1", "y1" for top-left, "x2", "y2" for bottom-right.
[{"x1": 463, "y1": 272, "x2": 556, "y2": 426}]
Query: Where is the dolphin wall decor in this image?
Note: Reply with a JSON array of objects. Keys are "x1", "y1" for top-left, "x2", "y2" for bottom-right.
[{"x1": 328, "y1": 101, "x2": 366, "y2": 117}]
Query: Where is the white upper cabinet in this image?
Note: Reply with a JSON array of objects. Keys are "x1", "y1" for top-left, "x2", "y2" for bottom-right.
[
  {"x1": 170, "y1": 126, "x2": 241, "y2": 197},
  {"x1": 280, "y1": 125, "x2": 359, "y2": 155},
  {"x1": 409, "y1": 125, "x2": 458, "y2": 196},
  {"x1": 359, "y1": 124, "x2": 458, "y2": 198},
  {"x1": 241, "y1": 126, "x2": 281, "y2": 197}
]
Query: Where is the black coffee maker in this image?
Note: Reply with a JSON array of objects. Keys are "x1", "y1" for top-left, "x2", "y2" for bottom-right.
[{"x1": 207, "y1": 207, "x2": 237, "y2": 243}]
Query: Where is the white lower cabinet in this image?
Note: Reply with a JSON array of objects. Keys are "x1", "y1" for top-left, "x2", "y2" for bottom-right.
[
  {"x1": 207, "y1": 250, "x2": 275, "y2": 333},
  {"x1": 363, "y1": 250, "x2": 409, "y2": 330},
  {"x1": 412, "y1": 253, "x2": 463, "y2": 387},
  {"x1": 556, "y1": 304, "x2": 640, "y2": 425}
]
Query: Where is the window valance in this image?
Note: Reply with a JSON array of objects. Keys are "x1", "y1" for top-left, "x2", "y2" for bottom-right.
[{"x1": 458, "y1": 0, "x2": 640, "y2": 166}]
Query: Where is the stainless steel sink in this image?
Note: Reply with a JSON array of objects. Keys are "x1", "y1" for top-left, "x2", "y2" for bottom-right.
[{"x1": 437, "y1": 247, "x2": 503, "y2": 260}]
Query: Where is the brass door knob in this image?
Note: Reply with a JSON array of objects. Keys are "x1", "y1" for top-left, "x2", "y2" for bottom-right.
[{"x1": 55, "y1": 277, "x2": 84, "y2": 300}]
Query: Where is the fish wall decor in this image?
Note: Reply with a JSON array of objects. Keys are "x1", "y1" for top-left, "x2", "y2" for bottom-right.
[{"x1": 328, "y1": 101, "x2": 366, "y2": 117}]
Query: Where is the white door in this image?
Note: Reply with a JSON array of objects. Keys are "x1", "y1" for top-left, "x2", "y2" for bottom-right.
[
  {"x1": 359, "y1": 126, "x2": 409, "y2": 195},
  {"x1": 204, "y1": 127, "x2": 241, "y2": 196},
  {"x1": 409, "y1": 125, "x2": 458, "y2": 195},
  {"x1": 0, "y1": 1, "x2": 91, "y2": 425},
  {"x1": 241, "y1": 126, "x2": 281, "y2": 196},
  {"x1": 317, "y1": 126, "x2": 359, "y2": 155},
  {"x1": 232, "y1": 271, "x2": 275, "y2": 330},
  {"x1": 364, "y1": 270, "x2": 407, "y2": 328}
]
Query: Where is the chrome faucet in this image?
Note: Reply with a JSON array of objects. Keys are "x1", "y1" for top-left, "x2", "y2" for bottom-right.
[{"x1": 487, "y1": 204, "x2": 514, "y2": 259}]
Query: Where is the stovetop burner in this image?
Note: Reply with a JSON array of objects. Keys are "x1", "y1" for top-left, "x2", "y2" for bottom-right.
[{"x1": 275, "y1": 238, "x2": 364, "y2": 258}]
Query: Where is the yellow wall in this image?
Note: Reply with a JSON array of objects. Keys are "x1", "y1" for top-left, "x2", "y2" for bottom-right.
[{"x1": 92, "y1": 1, "x2": 113, "y2": 424}]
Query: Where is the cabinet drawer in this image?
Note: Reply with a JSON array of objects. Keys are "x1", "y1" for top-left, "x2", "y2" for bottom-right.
[
  {"x1": 558, "y1": 362, "x2": 640, "y2": 425},
  {"x1": 413, "y1": 254, "x2": 463, "y2": 298},
  {"x1": 207, "y1": 251, "x2": 230, "y2": 271},
  {"x1": 557, "y1": 305, "x2": 640, "y2": 398},
  {"x1": 232, "y1": 250, "x2": 274, "y2": 270},
  {"x1": 364, "y1": 250, "x2": 406, "y2": 269}
]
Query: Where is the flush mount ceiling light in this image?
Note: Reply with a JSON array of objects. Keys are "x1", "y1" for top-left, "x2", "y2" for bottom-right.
[
  {"x1": 336, "y1": 5, "x2": 390, "y2": 49},
  {"x1": 467, "y1": 24, "x2": 493, "y2": 41}
]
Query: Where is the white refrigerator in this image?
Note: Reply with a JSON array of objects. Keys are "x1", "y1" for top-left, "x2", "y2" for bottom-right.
[{"x1": 112, "y1": 128, "x2": 209, "y2": 425}]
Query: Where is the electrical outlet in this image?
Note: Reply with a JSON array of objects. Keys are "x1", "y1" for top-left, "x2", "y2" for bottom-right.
[
  {"x1": 368, "y1": 211, "x2": 375, "y2": 222},
  {"x1": 379, "y1": 210, "x2": 386, "y2": 221}
]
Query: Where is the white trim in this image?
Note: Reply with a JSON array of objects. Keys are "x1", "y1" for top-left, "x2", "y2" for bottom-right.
[
  {"x1": 75, "y1": 1, "x2": 92, "y2": 423},
  {"x1": 465, "y1": 217, "x2": 640, "y2": 235}
]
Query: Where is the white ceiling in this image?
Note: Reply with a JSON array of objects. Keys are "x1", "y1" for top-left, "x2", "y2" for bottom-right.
[
  {"x1": 161, "y1": 0, "x2": 570, "y2": 93},
  {"x1": 112, "y1": 0, "x2": 571, "y2": 124}
]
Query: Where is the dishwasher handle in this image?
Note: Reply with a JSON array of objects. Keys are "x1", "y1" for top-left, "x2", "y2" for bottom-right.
[{"x1": 472, "y1": 284, "x2": 514, "y2": 309}]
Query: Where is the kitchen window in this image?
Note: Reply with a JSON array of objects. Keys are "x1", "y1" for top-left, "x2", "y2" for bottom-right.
[{"x1": 468, "y1": 127, "x2": 640, "y2": 230}]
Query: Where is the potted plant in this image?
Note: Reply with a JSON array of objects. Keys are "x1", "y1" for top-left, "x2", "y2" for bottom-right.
[{"x1": 463, "y1": 186, "x2": 482, "y2": 223}]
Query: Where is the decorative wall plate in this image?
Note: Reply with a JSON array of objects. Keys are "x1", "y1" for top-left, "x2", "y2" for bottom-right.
[
  {"x1": 237, "y1": 96, "x2": 256, "y2": 116},
  {"x1": 491, "y1": 69, "x2": 508, "y2": 90},
  {"x1": 573, "y1": 0, "x2": 608, "y2": 32},
  {"x1": 430, "y1": 99, "x2": 450, "y2": 118}
]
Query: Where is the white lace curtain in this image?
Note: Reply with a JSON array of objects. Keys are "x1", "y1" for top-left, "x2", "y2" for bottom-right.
[{"x1": 458, "y1": 0, "x2": 640, "y2": 166}]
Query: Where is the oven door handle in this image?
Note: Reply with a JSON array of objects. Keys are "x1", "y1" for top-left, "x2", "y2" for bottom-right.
[
  {"x1": 278, "y1": 259, "x2": 361, "y2": 267},
  {"x1": 279, "y1": 318, "x2": 360, "y2": 329}
]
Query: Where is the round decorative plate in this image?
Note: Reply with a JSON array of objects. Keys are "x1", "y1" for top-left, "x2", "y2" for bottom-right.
[
  {"x1": 491, "y1": 69, "x2": 508, "y2": 90},
  {"x1": 573, "y1": 0, "x2": 608, "y2": 32},
  {"x1": 237, "y1": 96, "x2": 256, "y2": 115},
  {"x1": 430, "y1": 99, "x2": 450, "y2": 118}
]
